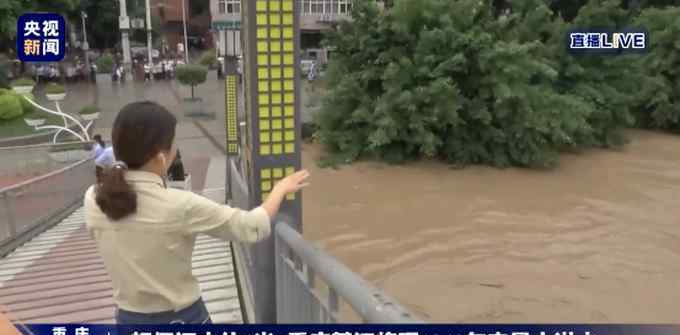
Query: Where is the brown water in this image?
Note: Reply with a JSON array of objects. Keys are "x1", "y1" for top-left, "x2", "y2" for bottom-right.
[{"x1": 301, "y1": 129, "x2": 680, "y2": 323}]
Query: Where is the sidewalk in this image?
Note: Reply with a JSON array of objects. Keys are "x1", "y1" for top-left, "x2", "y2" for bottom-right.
[{"x1": 0, "y1": 161, "x2": 243, "y2": 324}]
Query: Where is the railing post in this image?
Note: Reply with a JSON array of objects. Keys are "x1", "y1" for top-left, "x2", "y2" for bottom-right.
[{"x1": 2, "y1": 191, "x2": 17, "y2": 240}]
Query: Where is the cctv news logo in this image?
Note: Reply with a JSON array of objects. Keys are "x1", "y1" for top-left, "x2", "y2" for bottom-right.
[{"x1": 567, "y1": 28, "x2": 648, "y2": 54}]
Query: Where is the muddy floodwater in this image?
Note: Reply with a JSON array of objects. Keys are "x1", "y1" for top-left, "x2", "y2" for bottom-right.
[{"x1": 301, "y1": 130, "x2": 680, "y2": 323}]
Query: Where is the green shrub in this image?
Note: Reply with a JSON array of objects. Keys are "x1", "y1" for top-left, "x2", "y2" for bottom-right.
[
  {"x1": 199, "y1": 49, "x2": 217, "y2": 68},
  {"x1": 318, "y1": 0, "x2": 596, "y2": 168},
  {"x1": 18, "y1": 92, "x2": 36, "y2": 115},
  {"x1": 11, "y1": 77, "x2": 35, "y2": 87},
  {"x1": 176, "y1": 64, "x2": 208, "y2": 99},
  {"x1": 45, "y1": 83, "x2": 65, "y2": 94},
  {"x1": 96, "y1": 54, "x2": 115, "y2": 73},
  {"x1": 632, "y1": 6, "x2": 680, "y2": 131},
  {"x1": 317, "y1": 0, "x2": 657, "y2": 168},
  {"x1": 80, "y1": 105, "x2": 100, "y2": 115},
  {"x1": 0, "y1": 94, "x2": 23, "y2": 120},
  {"x1": 0, "y1": 88, "x2": 35, "y2": 115}
]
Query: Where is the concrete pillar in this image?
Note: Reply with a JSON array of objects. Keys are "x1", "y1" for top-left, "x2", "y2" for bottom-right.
[
  {"x1": 239, "y1": 0, "x2": 302, "y2": 323},
  {"x1": 219, "y1": 29, "x2": 227, "y2": 57},
  {"x1": 119, "y1": 0, "x2": 132, "y2": 72}
]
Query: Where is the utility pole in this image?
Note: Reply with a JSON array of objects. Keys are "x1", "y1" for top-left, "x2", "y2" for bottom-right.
[
  {"x1": 181, "y1": 0, "x2": 189, "y2": 63},
  {"x1": 145, "y1": 0, "x2": 153, "y2": 68},
  {"x1": 119, "y1": 0, "x2": 132, "y2": 73},
  {"x1": 81, "y1": 11, "x2": 90, "y2": 75}
]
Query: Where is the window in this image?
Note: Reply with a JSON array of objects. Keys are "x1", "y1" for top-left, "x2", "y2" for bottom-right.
[
  {"x1": 301, "y1": 0, "x2": 351, "y2": 15},
  {"x1": 339, "y1": 0, "x2": 352, "y2": 14},
  {"x1": 310, "y1": 0, "x2": 324, "y2": 13},
  {"x1": 227, "y1": 0, "x2": 240, "y2": 14},
  {"x1": 219, "y1": 0, "x2": 240, "y2": 14}
]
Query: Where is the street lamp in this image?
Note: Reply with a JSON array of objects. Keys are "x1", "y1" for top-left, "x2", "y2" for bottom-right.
[
  {"x1": 81, "y1": 11, "x2": 91, "y2": 75},
  {"x1": 181, "y1": 0, "x2": 189, "y2": 63}
]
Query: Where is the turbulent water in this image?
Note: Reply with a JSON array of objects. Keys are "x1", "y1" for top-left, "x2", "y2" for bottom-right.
[{"x1": 301, "y1": 129, "x2": 680, "y2": 322}]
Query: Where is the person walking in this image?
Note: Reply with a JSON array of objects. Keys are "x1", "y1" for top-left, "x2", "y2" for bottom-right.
[
  {"x1": 84, "y1": 101, "x2": 309, "y2": 324},
  {"x1": 144, "y1": 62, "x2": 151, "y2": 82},
  {"x1": 93, "y1": 134, "x2": 108, "y2": 182}
]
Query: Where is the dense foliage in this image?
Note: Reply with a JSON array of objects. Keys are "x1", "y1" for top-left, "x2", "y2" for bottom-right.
[
  {"x1": 199, "y1": 49, "x2": 218, "y2": 68},
  {"x1": 317, "y1": 0, "x2": 677, "y2": 168},
  {"x1": 176, "y1": 65, "x2": 208, "y2": 99},
  {"x1": 0, "y1": 93, "x2": 23, "y2": 120},
  {"x1": 96, "y1": 54, "x2": 115, "y2": 73},
  {"x1": 0, "y1": 88, "x2": 35, "y2": 120},
  {"x1": 79, "y1": 105, "x2": 99, "y2": 115},
  {"x1": 633, "y1": 6, "x2": 680, "y2": 131}
]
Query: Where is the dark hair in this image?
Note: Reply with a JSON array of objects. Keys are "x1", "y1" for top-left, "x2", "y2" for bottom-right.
[
  {"x1": 95, "y1": 101, "x2": 177, "y2": 221},
  {"x1": 93, "y1": 134, "x2": 105, "y2": 147}
]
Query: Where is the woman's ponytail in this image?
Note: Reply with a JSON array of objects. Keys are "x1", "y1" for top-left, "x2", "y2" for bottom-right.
[
  {"x1": 95, "y1": 162, "x2": 137, "y2": 221},
  {"x1": 93, "y1": 101, "x2": 177, "y2": 221}
]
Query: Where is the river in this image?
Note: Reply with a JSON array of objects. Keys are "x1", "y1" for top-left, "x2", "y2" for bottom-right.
[{"x1": 301, "y1": 129, "x2": 680, "y2": 322}]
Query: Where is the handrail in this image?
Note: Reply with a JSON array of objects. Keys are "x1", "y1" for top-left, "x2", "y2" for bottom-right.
[
  {"x1": 275, "y1": 221, "x2": 424, "y2": 323},
  {"x1": 0, "y1": 152, "x2": 95, "y2": 257},
  {"x1": 0, "y1": 152, "x2": 93, "y2": 193}
]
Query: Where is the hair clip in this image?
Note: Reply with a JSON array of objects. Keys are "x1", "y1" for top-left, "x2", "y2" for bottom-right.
[{"x1": 113, "y1": 161, "x2": 128, "y2": 170}]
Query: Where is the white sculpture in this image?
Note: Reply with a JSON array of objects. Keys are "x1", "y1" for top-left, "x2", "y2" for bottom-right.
[{"x1": 12, "y1": 83, "x2": 98, "y2": 144}]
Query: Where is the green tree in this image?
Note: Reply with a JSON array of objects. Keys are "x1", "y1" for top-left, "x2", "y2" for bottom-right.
[
  {"x1": 83, "y1": 0, "x2": 120, "y2": 49},
  {"x1": 553, "y1": 0, "x2": 642, "y2": 147},
  {"x1": 0, "y1": 0, "x2": 28, "y2": 49},
  {"x1": 319, "y1": 0, "x2": 596, "y2": 168},
  {"x1": 633, "y1": 6, "x2": 680, "y2": 131},
  {"x1": 176, "y1": 65, "x2": 208, "y2": 99}
]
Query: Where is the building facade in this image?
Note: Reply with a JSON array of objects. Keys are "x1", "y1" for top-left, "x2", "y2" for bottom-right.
[
  {"x1": 211, "y1": 0, "x2": 243, "y2": 57},
  {"x1": 210, "y1": 0, "x2": 360, "y2": 63},
  {"x1": 152, "y1": 0, "x2": 213, "y2": 57}
]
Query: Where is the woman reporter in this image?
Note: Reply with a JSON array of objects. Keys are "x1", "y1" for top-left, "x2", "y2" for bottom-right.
[{"x1": 84, "y1": 101, "x2": 309, "y2": 324}]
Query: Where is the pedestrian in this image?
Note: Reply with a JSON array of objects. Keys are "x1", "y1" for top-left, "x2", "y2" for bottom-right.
[
  {"x1": 93, "y1": 134, "x2": 108, "y2": 182},
  {"x1": 84, "y1": 101, "x2": 310, "y2": 324},
  {"x1": 90, "y1": 63, "x2": 97, "y2": 82},
  {"x1": 120, "y1": 65, "x2": 126, "y2": 83},
  {"x1": 164, "y1": 60, "x2": 173, "y2": 80},
  {"x1": 113, "y1": 65, "x2": 120, "y2": 82},
  {"x1": 167, "y1": 149, "x2": 186, "y2": 182},
  {"x1": 161, "y1": 60, "x2": 167, "y2": 80},
  {"x1": 144, "y1": 62, "x2": 151, "y2": 82},
  {"x1": 308, "y1": 61, "x2": 317, "y2": 83},
  {"x1": 217, "y1": 57, "x2": 223, "y2": 79},
  {"x1": 93, "y1": 134, "x2": 106, "y2": 158},
  {"x1": 95, "y1": 146, "x2": 116, "y2": 169}
]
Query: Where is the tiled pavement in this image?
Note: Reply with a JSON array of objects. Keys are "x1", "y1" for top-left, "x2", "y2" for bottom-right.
[{"x1": 0, "y1": 157, "x2": 242, "y2": 324}]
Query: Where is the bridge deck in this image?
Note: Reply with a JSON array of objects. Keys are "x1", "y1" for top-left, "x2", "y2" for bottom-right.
[{"x1": 0, "y1": 206, "x2": 243, "y2": 324}]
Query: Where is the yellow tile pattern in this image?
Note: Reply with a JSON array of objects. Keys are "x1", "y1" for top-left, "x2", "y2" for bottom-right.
[
  {"x1": 260, "y1": 166, "x2": 298, "y2": 202},
  {"x1": 255, "y1": 0, "x2": 296, "y2": 157},
  {"x1": 225, "y1": 75, "x2": 238, "y2": 154}
]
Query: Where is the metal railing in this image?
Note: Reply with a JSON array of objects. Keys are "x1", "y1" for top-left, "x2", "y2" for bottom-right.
[
  {"x1": 275, "y1": 222, "x2": 423, "y2": 323},
  {"x1": 0, "y1": 142, "x2": 90, "y2": 177},
  {"x1": 227, "y1": 159, "x2": 423, "y2": 323},
  {"x1": 0, "y1": 147, "x2": 95, "y2": 257}
]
